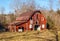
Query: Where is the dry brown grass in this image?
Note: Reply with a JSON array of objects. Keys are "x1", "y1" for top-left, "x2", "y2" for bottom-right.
[
  {"x1": 58, "y1": 31, "x2": 60, "y2": 41},
  {"x1": 0, "y1": 30, "x2": 56, "y2": 41}
]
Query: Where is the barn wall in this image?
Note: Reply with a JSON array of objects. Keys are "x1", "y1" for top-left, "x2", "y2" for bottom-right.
[
  {"x1": 9, "y1": 11, "x2": 47, "y2": 32},
  {"x1": 15, "y1": 13, "x2": 46, "y2": 32}
]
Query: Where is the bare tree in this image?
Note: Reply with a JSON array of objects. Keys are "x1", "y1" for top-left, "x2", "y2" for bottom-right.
[
  {"x1": 49, "y1": 0, "x2": 53, "y2": 10},
  {"x1": 20, "y1": 0, "x2": 35, "y2": 12},
  {"x1": 27, "y1": 0, "x2": 35, "y2": 11},
  {"x1": 0, "y1": 7, "x2": 5, "y2": 23},
  {"x1": 10, "y1": 0, "x2": 22, "y2": 17},
  {"x1": 10, "y1": 0, "x2": 35, "y2": 17},
  {"x1": 11, "y1": 0, "x2": 21, "y2": 11},
  {"x1": 58, "y1": 0, "x2": 60, "y2": 9},
  {"x1": 0, "y1": 7, "x2": 5, "y2": 14}
]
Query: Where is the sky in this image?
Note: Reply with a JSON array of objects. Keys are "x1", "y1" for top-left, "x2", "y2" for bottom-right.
[{"x1": 0, "y1": 0, "x2": 60, "y2": 14}]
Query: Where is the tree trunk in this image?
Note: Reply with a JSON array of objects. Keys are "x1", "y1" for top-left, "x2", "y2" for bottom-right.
[{"x1": 56, "y1": 31, "x2": 59, "y2": 41}]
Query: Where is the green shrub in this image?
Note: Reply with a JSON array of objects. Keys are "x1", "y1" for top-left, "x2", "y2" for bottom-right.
[{"x1": 47, "y1": 16, "x2": 55, "y2": 30}]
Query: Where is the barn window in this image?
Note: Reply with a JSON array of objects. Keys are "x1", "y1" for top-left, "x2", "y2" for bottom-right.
[
  {"x1": 30, "y1": 17, "x2": 33, "y2": 24},
  {"x1": 29, "y1": 17, "x2": 33, "y2": 29},
  {"x1": 42, "y1": 24, "x2": 45, "y2": 28},
  {"x1": 29, "y1": 24, "x2": 32, "y2": 28},
  {"x1": 30, "y1": 18, "x2": 33, "y2": 28}
]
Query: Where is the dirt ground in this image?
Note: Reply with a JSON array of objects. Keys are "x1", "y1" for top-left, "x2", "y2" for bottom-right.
[{"x1": 0, "y1": 30, "x2": 58, "y2": 41}]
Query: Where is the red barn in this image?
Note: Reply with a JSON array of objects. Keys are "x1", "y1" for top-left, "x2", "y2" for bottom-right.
[{"x1": 8, "y1": 10, "x2": 47, "y2": 32}]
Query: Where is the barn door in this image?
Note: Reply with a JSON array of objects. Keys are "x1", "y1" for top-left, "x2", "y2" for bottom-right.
[
  {"x1": 34, "y1": 25, "x2": 39, "y2": 30},
  {"x1": 18, "y1": 27, "x2": 24, "y2": 32}
]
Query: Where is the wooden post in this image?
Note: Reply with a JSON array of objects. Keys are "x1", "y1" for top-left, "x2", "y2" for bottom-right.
[
  {"x1": 14, "y1": 26, "x2": 16, "y2": 32},
  {"x1": 55, "y1": 31, "x2": 59, "y2": 41}
]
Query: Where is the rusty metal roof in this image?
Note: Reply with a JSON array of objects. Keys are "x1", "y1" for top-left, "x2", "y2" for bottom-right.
[{"x1": 10, "y1": 10, "x2": 41, "y2": 26}]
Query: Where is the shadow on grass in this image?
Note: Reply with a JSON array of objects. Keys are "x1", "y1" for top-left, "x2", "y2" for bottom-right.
[{"x1": 0, "y1": 23, "x2": 5, "y2": 32}]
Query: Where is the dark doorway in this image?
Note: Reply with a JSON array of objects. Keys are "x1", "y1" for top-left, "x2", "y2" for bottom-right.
[
  {"x1": 21, "y1": 27, "x2": 24, "y2": 32},
  {"x1": 46, "y1": 23, "x2": 50, "y2": 29},
  {"x1": 34, "y1": 25, "x2": 39, "y2": 30},
  {"x1": 18, "y1": 27, "x2": 24, "y2": 32},
  {"x1": 0, "y1": 23, "x2": 5, "y2": 32}
]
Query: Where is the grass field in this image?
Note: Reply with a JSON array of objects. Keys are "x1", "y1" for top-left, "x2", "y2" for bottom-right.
[{"x1": 0, "y1": 30, "x2": 59, "y2": 41}]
